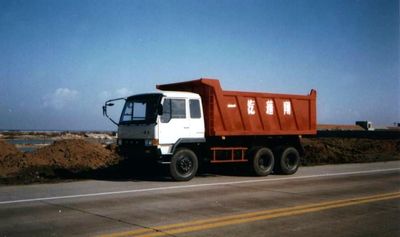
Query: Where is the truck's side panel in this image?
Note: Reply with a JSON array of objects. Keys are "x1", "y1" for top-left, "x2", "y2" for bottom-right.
[{"x1": 157, "y1": 78, "x2": 317, "y2": 137}]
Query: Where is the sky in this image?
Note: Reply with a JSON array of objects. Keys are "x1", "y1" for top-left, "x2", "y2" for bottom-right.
[{"x1": 0, "y1": 0, "x2": 399, "y2": 131}]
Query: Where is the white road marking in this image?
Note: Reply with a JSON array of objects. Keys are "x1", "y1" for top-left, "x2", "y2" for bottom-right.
[{"x1": 1, "y1": 168, "x2": 399, "y2": 205}]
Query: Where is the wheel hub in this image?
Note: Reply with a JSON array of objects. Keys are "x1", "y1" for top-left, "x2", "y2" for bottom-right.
[
  {"x1": 178, "y1": 157, "x2": 193, "y2": 174},
  {"x1": 259, "y1": 155, "x2": 270, "y2": 170}
]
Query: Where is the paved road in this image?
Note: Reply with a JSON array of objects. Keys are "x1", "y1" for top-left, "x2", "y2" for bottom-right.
[{"x1": 0, "y1": 161, "x2": 399, "y2": 237}]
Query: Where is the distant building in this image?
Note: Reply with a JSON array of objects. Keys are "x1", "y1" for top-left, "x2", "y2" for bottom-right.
[{"x1": 355, "y1": 121, "x2": 374, "y2": 131}]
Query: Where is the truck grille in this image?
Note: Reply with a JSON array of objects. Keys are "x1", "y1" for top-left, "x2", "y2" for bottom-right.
[{"x1": 120, "y1": 139, "x2": 145, "y2": 147}]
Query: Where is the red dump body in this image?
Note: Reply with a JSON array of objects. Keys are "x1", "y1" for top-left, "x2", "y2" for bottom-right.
[{"x1": 157, "y1": 78, "x2": 317, "y2": 137}]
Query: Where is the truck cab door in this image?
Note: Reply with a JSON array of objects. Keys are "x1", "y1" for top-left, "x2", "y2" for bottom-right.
[
  {"x1": 188, "y1": 99, "x2": 205, "y2": 138},
  {"x1": 158, "y1": 98, "x2": 190, "y2": 149}
]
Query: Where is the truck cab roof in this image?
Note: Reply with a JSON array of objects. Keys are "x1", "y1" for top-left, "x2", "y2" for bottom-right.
[
  {"x1": 125, "y1": 91, "x2": 200, "y2": 100},
  {"x1": 159, "y1": 90, "x2": 201, "y2": 99}
]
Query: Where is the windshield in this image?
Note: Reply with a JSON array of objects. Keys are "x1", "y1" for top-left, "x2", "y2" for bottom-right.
[{"x1": 119, "y1": 94, "x2": 163, "y2": 124}]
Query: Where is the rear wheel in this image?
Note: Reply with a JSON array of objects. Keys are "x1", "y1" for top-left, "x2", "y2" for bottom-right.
[
  {"x1": 250, "y1": 147, "x2": 275, "y2": 176},
  {"x1": 170, "y1": 148, "x2": 198, "y2": 181},
  {"x1": 275, "y1": 147, "x2": 300, "y2": 175}
]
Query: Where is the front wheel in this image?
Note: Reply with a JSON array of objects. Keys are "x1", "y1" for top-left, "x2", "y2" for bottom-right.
[{"x1": 170, "y1": 148, "x2": 198, "y2": 181}]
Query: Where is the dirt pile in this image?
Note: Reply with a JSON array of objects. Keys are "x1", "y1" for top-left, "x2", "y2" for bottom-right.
[
  {"x1": 28, "y1": 139, "x2": 120, "y2": 171},
  {"x1": 0, "y1": 140, "x2": 25, "y2": 176},
  {"x1": 0, "y1": 139, "x2": 120, "y2": 179},
  {"x1": 302, "y1": 138, "x2": 400, "y2": 165},
  {"x1": 0, "y1": 140, "x2": 21, "y2": 158},
  {"x1": 1, "y1": 137, "x2": 400, "y2": 183}
]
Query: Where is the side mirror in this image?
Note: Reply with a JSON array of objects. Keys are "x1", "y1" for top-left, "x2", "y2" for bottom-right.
[
  {"x1": 103, "y1": 103, "x2": 115, "y2": 116},
  {"x1": 102, "y1": 97, "x2": 125, "y2": 126}
]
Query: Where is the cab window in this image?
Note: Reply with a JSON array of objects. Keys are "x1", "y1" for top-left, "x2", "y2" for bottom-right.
[
  {"x1": 161, "y1": 99, "x2": 186, "y2": 123},
  {"x1": 189, "y1": 99, "x2": 201, "y2": 118}
]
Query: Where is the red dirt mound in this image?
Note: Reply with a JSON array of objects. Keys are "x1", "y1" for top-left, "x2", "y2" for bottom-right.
[
  {"x1": 26, "y1": 139, "x2": 120, "y2": 171},
  {"x1": 302, "y1": 138, "x2": 400, "y2": 165},
  {"x1": 1, "y1": 137, "x2": 399, "y2": 183},
  {"x1": 0, "y1": 140, "x2": 21, "y2": 158},
  {"x1": 0, "y1": 139, "x2": 120, "y2": 178},
  {"x1": 0, "y1": 140, "x2": 26, "y2": 176}
]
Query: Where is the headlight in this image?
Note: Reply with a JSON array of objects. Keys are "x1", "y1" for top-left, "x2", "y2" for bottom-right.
[
  {"x1": 144, "y1": 139, "x2": 152, "y2": 146},
  {"x1": 144, "y1": 139, "x2": 159, "y2": 147}
]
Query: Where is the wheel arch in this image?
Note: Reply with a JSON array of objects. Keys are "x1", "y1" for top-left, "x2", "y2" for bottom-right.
[{"x1": 170, "y1": 138, "x2": 205, "y2": 154}]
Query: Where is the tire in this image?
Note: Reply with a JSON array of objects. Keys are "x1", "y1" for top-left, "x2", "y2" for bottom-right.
[
  {"x1": 170, "y1": 148, "x2": 198, "y2": 181},
  {"x1": 275, "y1": 147, "x2": 300, "y2": 175},
  {"x1": 250, "y1": 147, "x2": 275, "y2": 176}
]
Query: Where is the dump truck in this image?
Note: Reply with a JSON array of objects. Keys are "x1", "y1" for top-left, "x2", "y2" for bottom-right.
[{"x1": 103, "y1": 78, "x2": 317, "y2": 181}]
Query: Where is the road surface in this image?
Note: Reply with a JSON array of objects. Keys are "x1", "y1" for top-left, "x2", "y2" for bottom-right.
[{"x1": 0, "y1": 161, "x2": 399, "y2": 236}]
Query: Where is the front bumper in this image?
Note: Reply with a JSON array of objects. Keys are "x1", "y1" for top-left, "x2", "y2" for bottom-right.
[{"x1": 118, "y1": 139, "x2": 169, "y2": 163}]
